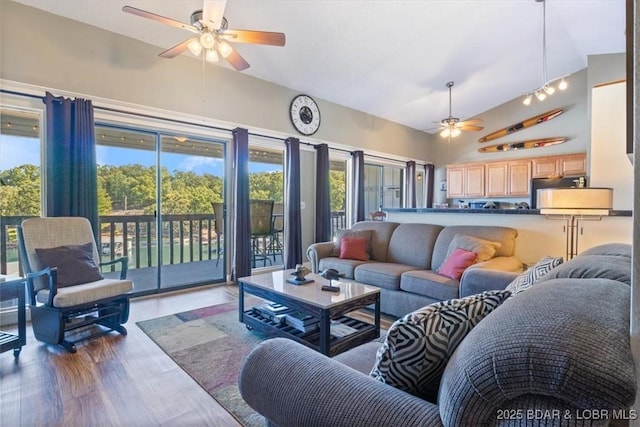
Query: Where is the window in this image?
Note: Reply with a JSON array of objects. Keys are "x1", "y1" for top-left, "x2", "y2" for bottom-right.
[
  {"x1": 329, "y1": 159, "x2": 347, "y2": 237},
  {"x1": 364, "y1": 163, "x2": 403, "y2": 214}
]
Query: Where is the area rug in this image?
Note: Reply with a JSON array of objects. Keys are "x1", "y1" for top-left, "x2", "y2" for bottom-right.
[{"x1": 136, "y1": 301, "x2": 268, "y2": 427}]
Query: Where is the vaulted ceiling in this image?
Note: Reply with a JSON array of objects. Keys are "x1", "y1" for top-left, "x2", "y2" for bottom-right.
[{"x1": 12, "y1": 0, "x2": 626, "y2": 132}]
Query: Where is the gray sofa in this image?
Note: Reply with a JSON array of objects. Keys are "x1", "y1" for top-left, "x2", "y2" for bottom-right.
[
  {"x1": 307, "y1": 221, "x2": 522, "y2": 317},
  {"x1": 239, "y1": 243, "x2": 635, "y2": 426}
]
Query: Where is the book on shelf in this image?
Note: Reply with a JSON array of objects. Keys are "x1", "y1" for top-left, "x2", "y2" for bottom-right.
[
  {"x1": 262, "y1": 302, "x2": 293, "y2": 314},
  {"x1": 330, "y1": 321, "x2": 358, "y2": 338},
  {"x1": 252, "y1": 305, "x2": 288, "y2": 325},
  {"x1": 284, "y1": 311, "x2": 320, "y2": 332}
]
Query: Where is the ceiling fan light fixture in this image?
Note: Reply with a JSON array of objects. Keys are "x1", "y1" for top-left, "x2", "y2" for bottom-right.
[
  {"x1": 187, "y1": 39, "x2": 203, "y2": 56},
  {"x1": 450, "y1": 128, "x2": 462, "y2": 138},
  {"x1": 199, "y1": 32, "x2": 215, "y2": 49},
  {"x1": 217, "y1": 40, "x2": 233, "y2": 58},
  {"x1": 205, "y1": 48, "x2": 219, "y2": 63},
  {"x1": 440, "y1": 127, "x2": 451, "y2": 138}
]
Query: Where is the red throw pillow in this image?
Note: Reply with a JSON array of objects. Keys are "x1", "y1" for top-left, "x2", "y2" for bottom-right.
[
  {"x1": 339, "y1": 237, "x2": 369, "y2": 261},
  {"x1": 438, "y1": 247, "x2": 478, "y2": 280}
]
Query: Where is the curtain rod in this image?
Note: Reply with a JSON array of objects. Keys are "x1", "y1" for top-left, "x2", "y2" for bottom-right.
[{"x1": 2, "y1": 88, "x2": 431, "y2": 167}]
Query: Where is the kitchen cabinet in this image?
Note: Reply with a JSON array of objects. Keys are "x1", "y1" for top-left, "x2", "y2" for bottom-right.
[
  {"x1": 485, "y1": 161, "x2": 531, "y2": 197},
  {"x1": 531, "y1": 153, "x2": 586, "y2": 178},
  {"x1": 446, "y1": 164, "x2": 484, "y2": 198}
]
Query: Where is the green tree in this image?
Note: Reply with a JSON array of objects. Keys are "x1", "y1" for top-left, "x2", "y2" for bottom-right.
[
  {"x1": 249, "y1": 171, "x2": 283, "y2": 201},
  {"x1": 0, "y1": 164, "x2": 41, "y2": 216},
  {"x1": 329, "y1": 170, "x2": 346, "y2": 212}
]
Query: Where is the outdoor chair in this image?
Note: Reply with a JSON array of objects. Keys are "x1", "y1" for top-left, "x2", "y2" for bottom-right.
[
  {"x1": 268, "y1": 202, "x2": 284, "y2": 261},
  {"x1": 17, "y1": 217, "x2": 133, "y2": 353},
  {"x1": 212, "y1": 202, "x2": 225, "y2": 267},
  {"x1": 370, "y1": 210, "x2": 387, "y2": 221},
  {"x1": 250, "y1": 200, "x2": 275, "y2": 268}
]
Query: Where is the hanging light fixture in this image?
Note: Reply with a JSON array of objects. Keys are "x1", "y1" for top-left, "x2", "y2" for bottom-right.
[{"x1": 523, "y1": 0, "x2": 569, "y2": 105}]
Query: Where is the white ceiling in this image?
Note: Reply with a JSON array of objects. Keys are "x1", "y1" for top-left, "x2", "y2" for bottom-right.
[{"x1": 13, "y1": 0, "x2": 626, "y2": 132}]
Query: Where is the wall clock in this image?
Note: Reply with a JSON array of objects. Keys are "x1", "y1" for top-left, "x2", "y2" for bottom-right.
[{"x1": 289, "y1": 94, "x2": 321, "y2": 136}]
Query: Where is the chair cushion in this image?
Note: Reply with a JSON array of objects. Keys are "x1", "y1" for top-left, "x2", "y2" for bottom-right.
[
  {"x1": 444, "y1": 234, "x2": 502, "y2": 263},
  {"x1": 370, "y1": 290, "x2": 510, "y2": 400},
  {"x1": 35, "y1": 242, "x2": 104, "y2": 287},
  {"x1": 538, "y1": 254, "x2": 631, "y2": 286},
  {"x1": 438, "y1": 248, "x2": 477, "y2": 280},
  {"x1": 339, "y1": 237, "x2": 369, "y2": 261},
  {"x1": 37, "y1": 278, "x2": 133, "y2": 308},
  {"x1": 505, "y1": 256, "x2": 563, "y2": 297}
]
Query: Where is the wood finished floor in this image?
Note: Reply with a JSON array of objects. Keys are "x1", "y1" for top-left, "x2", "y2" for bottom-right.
[{"x1": 0, "y1": 284, "x2": 395, "y2": 427}]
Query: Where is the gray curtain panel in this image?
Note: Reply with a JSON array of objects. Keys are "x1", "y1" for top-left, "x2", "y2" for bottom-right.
[
  {"x1": 314, "y1": 144, "x2": 332, "y2": 242},
  {"x1": 233, "y1": 127, "x2": 251, "y2": 280},
  {"x1": 284, "y1": 137, "x2": 303, "y2": 269},
  {"x1": 406, "y1": 160, "x2": 417, "y2": 208},
  {"x1": 426, "y1": 164, "x2": 435, "y2": 208},
  {"x1": 351, "y1": 150, "x2": 365, "y2": 223},
  {"x1": 43, "y1": 92, "x2": 99, "y2": 242}
]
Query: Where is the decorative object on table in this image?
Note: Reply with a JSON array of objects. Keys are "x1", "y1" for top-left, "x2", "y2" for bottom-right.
[
  {"x1": 538, "y1": 187, "x2": 613, "y2": 260},
  {"x1": 521, "y1": 0, "x2": 569, "y2": 106},
  {"x1": 428, "y1": 81, "x2": 484, "y2": 141},
  {"x1": 289, "y1": 94, "x2": 321, "y2": 136},
  {"x1": 319, "y1": 268, "x2": 343, "y2": 292},
  {"x1": 477, "y1": 108, "x2": 564, "y2": 143},
  {"x1": 122, "y1": 2, "x2": 286, "y2": 71},
  {"x1": 286, "y1": 264, "x2": 314, "y2": 285},
  {"x1": 477, "y1": 137, "x2": 566, "y2": 153}
]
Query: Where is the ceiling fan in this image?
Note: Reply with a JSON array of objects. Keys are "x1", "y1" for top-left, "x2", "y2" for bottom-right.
[
  {"x1": 434, "y1": 81, "x2": 484, "y2": 140},
  {"x1": 122, "y1": 0, "x2": 285, "y2": 71}
]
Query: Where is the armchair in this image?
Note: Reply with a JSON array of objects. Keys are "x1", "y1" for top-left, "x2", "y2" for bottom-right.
[{"x1": 17, "y1": 217, "x2": 133, "y2": 353}]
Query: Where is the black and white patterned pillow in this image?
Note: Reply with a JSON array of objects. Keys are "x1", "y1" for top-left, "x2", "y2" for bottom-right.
[
  {"x1": 370, "y1": 290, "x2": 510, "y2": 399},
  {"x1": 505, "y1": 256, "x2": 563, "y2": 297}
]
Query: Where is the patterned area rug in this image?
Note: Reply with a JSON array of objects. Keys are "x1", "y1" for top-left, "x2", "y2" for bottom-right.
[{"x1": 136, "y1": 301, "x2": 268, "y2": 427}]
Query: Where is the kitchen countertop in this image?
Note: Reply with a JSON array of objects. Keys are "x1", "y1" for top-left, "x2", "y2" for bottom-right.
[{"x1": 384, "y1": 208, "x2": 632, "y2": 216}]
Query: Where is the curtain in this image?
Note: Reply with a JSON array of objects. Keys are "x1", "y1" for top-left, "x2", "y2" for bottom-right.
[
  {"x1": 426, "y1": 164, "x2": 435, "y2": 208},
  {"x1": 284, "y1": 137, "x2": 303, "y2": 269},
  {"x1": 232, "y1": 127, "x2": 251, "y2": 280},
  {"x1": 43, "y1": 92, "x2": 99, "y2": 241},
  {"x1": 314, "y1": 144, "x2": 331, "y2": 242},
  {"x1": 406, "y1": 160, "x2": 417, "y2": 208},
  {"x1": 351, "y1": 150, "x2": 365, "y2": 223}
]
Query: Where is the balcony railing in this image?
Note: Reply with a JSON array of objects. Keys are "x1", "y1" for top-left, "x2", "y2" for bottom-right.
[{"x1": 1, "y1": 211, "x2": 348, "y2": 275}]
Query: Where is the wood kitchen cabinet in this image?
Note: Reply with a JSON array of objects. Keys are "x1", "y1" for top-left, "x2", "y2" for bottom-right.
[
  {"x1": 446, "y1": 164, "x2": 484, "y2": 198},
  {"x1": 531, "y1": 153, "x2": 586, "y2": 178},
  {"x1": 485, "y1": 161, "x2": 531, "y2": 197}
]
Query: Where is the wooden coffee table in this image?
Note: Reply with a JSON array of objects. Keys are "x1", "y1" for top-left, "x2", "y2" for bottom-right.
[{"x1": 238, "y1": 270, "x2": 380, "y2": 357}]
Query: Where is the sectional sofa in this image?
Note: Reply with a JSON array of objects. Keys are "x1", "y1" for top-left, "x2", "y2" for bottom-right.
[{"x1": 306, "y1": 221, "x2": 523, "y2": 317}]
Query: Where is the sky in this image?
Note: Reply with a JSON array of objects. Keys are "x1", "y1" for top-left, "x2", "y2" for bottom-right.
[{"x1": 0, "y1": 135, "x2": 281, "y2": 175}]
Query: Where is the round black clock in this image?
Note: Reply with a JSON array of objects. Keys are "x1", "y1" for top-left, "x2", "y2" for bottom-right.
[{"x1": 289, "y1": 94, "x2": 321, "y2": 136}]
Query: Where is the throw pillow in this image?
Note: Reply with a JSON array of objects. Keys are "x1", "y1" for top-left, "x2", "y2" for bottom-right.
[
  {"x1": 35, "y1": 242, "x2": 104, "y2": 288},
  {"x1": 505, "y1": 256, "x2": 563, "y2": 297},
  {"x1": 438, "y1": 247, "x2": 477, "y2": 280},
  {"x1": 370, "y1": 290, "x2": 511, "y2": 400},
  {"x1": 445, "y1": 234, "x2": 502, "y2": 263},
  {"x1": 339, "y1": 237, "x2": 369, "y2": 261},
  {"x1": 331, "y1": 229, "x2": 373, "y2": 258}
]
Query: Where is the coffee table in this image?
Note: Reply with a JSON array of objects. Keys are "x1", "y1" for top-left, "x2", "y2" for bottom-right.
[{"x1": 238, "y1": 269, "x2": 380, "y2": 357}]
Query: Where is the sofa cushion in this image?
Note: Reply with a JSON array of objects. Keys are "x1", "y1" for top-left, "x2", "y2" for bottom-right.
[
  {"x1": 580, "y1": 242, "x2": 631, "y2": 258},
  {"x1": 319, "y1": 257, "x2": 369, "y2": 280},
  {"x1": 370, "y1": 290, "x2": 510, "y2": 401},
  {"x1": 351, "y1": 221, "x2": 400, "y2": 262},
  {"x1": 354, "y1": 263, "x2": 417, "y2": 291},
  {"x1": 400, "y1": 270, "x2": 459, "y2": 301},
  {"x1": 505, "y1": 256, "x2": 563, "y2": 297},
  {"x1": 386, "y1": 223, "x2": 443, "y2": 269},
  {"x1": 438, "y1": 248, "x2": 477, "y2": 280},
  {"x1": 331, "y1": 229, "x2": 373, "y2": 258},
  {"x1": 35, "y1": 242, "x2": 104, "y2": 288},
  {"x1": 444, "y1": 234, "x2": 502, "y2": 263},
  {"x1": 431, "y1": 226, "x2": 517, "y2": 270},
  {"x1": 339, "y1": 237, "x2": 369, "y2": 261},
  {"x1": 538, "y1": 254, "x2": 631, "y2": 286}
]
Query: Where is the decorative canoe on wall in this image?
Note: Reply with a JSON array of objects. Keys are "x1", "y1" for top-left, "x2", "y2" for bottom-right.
[
  {"x1": 477, "y1": 137, "x2": 566, "y2": 153},
  {"x1": 477, "y1": 108, "x2": 564, "y2": 143}
]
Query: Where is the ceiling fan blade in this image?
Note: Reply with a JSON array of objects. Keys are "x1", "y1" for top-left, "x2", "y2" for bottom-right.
[
  {"x1": 159, "y1": 38, "x2": 194, "y2": 58},
  {"x1": 225, "y1": 47, "x2": 250, "y2": 71},
  {"x1": 122, "y1": 6, "x2": 198, "y2": 33},
  {"x1": 458, "y1": 118, "x2": 483, "y2": 125},
  {"x1": 202, "y1": 0, "x2": 227, "y2": 29},
  {"x1": 458, "y1": 124, "x2": 485, "y2": 131},
  {"x1": 222, "y1": 29, "x2": 286, "y2": 46}
]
